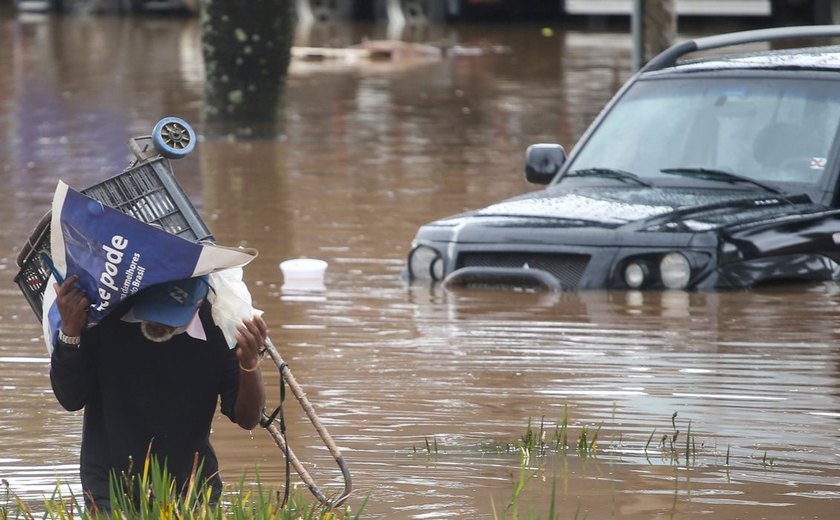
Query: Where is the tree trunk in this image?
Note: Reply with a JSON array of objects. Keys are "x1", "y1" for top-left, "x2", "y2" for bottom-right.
[{"x1": 200, "y1": 0, "x2": 296, "y2": 139}]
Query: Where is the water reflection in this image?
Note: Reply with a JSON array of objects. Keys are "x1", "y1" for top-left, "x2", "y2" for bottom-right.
[
  {"x1": 2, "y1": 10, "x2": 840, "y2": 519},
  {"x1": 262, "y1": 285, "x2": 840, "y2": 518}
]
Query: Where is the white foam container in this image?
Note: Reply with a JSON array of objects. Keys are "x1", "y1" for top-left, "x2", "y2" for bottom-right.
[{"x1": 279, "y1": 258, "x2": 328, "y2": 291}]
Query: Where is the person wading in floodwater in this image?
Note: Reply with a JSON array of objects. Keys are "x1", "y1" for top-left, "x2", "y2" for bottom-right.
[{"x1": 49, "y1": 274, "x2": 267, "y2": 512}]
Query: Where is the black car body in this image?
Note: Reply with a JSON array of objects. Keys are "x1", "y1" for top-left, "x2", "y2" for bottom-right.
[{"x1": 406, "y1": 25, "x2": 840, "y2": 291}]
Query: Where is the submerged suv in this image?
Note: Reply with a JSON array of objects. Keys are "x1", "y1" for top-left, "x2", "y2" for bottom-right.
[{"x1": 405, "y1": 25, "x2": 840, "y2": 291}]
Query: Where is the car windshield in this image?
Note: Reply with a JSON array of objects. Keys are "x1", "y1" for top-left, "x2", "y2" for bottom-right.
[{"x1": 564, "y1": 75, "x2": 840, "y2": 189}]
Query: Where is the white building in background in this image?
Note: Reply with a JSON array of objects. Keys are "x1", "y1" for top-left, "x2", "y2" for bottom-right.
[{"x1": 564, "y1": 0, "x2": 771, "y2": 16}]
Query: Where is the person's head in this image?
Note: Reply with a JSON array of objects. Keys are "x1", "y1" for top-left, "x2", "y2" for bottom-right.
[{"x1": 133, "y1": 276, "x2": 209, "y2": 342}]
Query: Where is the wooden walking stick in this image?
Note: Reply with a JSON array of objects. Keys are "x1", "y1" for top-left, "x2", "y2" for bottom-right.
[{"x1": 259, "y1": 337, "x2": 352, "y2": 508}]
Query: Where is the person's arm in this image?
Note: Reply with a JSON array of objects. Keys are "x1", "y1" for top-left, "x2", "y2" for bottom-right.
[
  {"x1": 232, "y1": 315, "x2": 267, "y2": 430},
  {"x1": 49, "y1": 275, "x2": 95, "y2": 411}
]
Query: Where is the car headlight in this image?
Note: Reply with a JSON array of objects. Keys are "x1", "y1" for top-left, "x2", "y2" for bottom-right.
[
  {"x1": 659, "y1": 252, "x2": 691, "y2": 289},
  {"x1": 624, "y1": 262, "x2": 648, "y2": 289},
  {"x1": 408, "y1": 245, "x2": 444, "y2": 281}
]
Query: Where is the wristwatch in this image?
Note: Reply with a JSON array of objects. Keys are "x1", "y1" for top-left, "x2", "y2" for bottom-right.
[{"x1": 58, "y1": 330, "x2": 82, "y2": 347}]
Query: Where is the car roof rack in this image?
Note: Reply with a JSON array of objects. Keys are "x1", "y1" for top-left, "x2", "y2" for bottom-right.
[{"x1": 642, "y1": 25, "x2": 840, "y2": 73}]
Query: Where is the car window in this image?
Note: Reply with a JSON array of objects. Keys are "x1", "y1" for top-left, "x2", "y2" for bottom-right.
[{"x1": 565, "y1": 76, "x2": 840, "y2": 188}]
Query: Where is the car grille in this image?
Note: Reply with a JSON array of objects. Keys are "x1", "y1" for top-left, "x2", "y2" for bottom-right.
[{"x1": 457, "y1": 252, "x2": 590, "y2": 289}]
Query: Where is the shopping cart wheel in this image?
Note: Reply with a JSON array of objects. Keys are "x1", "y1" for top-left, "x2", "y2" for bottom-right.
[{"x1": 152, "y1": 117, "x2": 196, "y2": 159}]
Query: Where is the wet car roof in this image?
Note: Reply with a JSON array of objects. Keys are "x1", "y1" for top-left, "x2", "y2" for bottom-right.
[{"x1": 662, "y1": 45, "x2": 840, "y2": 74}]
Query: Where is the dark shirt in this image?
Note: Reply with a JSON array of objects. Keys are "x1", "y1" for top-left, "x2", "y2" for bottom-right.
[{"x1": 49, "y1": 300, "x2": 239, "y2": 510}]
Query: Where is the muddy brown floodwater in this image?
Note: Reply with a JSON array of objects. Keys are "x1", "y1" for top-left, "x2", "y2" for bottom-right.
[{"x1": 1, "y1": 8, "x2": 838, "y2": 519}]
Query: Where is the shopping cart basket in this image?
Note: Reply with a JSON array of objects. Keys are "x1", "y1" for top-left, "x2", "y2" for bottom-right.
[{"x1": 14, "y1": 117, "x2": 210, "y2": 322}]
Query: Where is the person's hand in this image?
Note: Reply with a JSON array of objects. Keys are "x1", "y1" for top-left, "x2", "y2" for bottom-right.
[
  {"x1": 53, "y1": 275, "x2": 90, "y2": 336},
  {"x1": 233, "y1": 315, "x2": 268, "y2": 429},
  {"x1": 235, "y1": 315, "x2": 267, "y2": 371}
]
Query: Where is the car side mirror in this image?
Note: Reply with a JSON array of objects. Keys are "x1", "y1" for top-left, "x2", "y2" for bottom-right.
[{"x1": 525, "y1": 144, "x2": 567, "y2": 184}]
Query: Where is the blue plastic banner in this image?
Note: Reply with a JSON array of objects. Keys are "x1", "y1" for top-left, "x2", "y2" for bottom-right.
[
  {"x1": 57, "y1": 186, "x2": 203, "y2": 323},
  {"x1": 43, "y1": 181, "x2": 257, "y2": 352}
]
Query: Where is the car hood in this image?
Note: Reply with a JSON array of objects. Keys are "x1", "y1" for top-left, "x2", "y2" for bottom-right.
[{"x1": 433, "y1": 186, "x2": 822, "y2": 232}]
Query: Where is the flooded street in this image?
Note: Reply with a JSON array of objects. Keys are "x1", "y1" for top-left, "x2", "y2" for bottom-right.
[{"x1": 1, "y1": 8, "x2": 839, "y2": 518}]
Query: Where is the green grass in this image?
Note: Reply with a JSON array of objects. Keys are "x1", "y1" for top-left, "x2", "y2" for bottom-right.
[
  {"x1": 1, "y1": 453, "x2": 366, "y2": 520},
  {"x1": 488, "y1": 412, "x2": 602, "y2": 459},
  {"x1": 2, "y1": 410, "x2": 778, "y2": 520},
  {"x1": 482, "y1": 409, "x2": 776, "y2": 500},
  {"x1": 486, "y1": 409, "x2": 785, "y2": 519}
]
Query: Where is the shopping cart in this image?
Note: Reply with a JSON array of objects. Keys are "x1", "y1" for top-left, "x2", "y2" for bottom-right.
[{"x1": 15, "y1": 117, "x2": 210, "y2": 321}]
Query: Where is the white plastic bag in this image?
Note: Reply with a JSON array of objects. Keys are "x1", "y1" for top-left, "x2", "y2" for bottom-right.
[{"x1": 207, "y1": 267, "x2": 263, "y2": 349}]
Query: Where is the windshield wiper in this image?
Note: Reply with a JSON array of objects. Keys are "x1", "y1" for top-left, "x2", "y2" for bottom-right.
[
  {"x1": 565, "y1": 167, "x2": 653, "y2": 187},
  {"x1": 660, "y1": 167, "x2": 780, "y2": 194}
]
